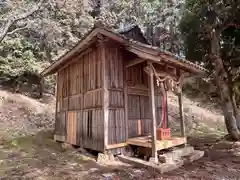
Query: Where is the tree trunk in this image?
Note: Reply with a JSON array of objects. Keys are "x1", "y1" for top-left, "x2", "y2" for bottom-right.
[
  {"x1": 232, "y1": 93, "x2": 240, "y2": 130},
  {"x1": 211, "y1": 29, "x2": 240, "y2": 140},
  {"x1": 227, "y1": 71, "x2": 240, "y2": 131}
]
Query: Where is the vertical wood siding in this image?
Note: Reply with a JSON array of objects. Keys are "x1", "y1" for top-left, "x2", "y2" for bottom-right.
[
  {"x1": 55, "y1": 45, "x2": 104, "y2": 152},
  {"x1": 55, "y1": 112, "x2": 66, "y2": 136},
  {"x1": 66, "y1": 111, "x2": 77, "y2": 145},
  {"x1": 54, "y1": 41, "x2": 163, "y2": 152},
  {"x1": 106, "y1": 45, "x2": 126, "y2": 145},
  {"x1": 81, "y1": 46, "x2": 104, "y2": 151}
]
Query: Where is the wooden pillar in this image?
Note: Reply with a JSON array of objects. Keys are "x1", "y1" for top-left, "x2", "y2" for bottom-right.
[
  {"x1": 124, "y1": 70, "x2": 128, "y2": 141},
  {"x1": 80, "y1": 60, "x2": 84, "y2": 147},
  {"x1": 54, "y1": 73, "x2": 58, "y2": 139},
  {"x1": 166, "y1": 91, "x2": 169, "y2": 128},
  {"x1": 178, "y1": 92, "x2": 185, "y2": 137},
  {"x1": 148, "y1": 63, "x2": 158, "y2": 162},
  {"x1": 100, "y1": 39, "x2": 109, "y2": 150}
]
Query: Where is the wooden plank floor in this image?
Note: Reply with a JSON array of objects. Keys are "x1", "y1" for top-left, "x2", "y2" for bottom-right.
[{"x1": 127, "y1": 136, "x2": 187, "y2": 151}]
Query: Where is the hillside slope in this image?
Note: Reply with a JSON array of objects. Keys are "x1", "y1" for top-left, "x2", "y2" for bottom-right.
[
  {"x1": 0, "y1": 89, "x2": 225, "y2": 139},
  {"x1": 0, "y1": 90, "x2": 55, "y2": 139},
  {"x1": 167, "y1": 92, "x2": 225, "y2": 135}
]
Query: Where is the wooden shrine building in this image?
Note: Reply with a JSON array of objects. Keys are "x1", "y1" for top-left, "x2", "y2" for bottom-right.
[{"x1": 42, "y1": 24, "x2": 206, "y2": 162}]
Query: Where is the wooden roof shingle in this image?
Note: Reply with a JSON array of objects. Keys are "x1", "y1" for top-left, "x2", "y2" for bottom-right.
[{"x1": 41, "y1": 26, "x2": 207, "y2": 76}]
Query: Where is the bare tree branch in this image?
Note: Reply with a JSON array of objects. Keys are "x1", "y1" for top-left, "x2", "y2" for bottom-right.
[
  {"x1": 0, "y1": 0, "x2": 45, "y2": 43},
  {"x1": 6, "y1": 25, "x2": 28, "y2": 36}
]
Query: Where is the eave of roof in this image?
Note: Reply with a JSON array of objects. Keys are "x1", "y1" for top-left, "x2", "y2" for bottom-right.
[{"x1": 41, "y1": 26, "x2": 207, "y2": 76}]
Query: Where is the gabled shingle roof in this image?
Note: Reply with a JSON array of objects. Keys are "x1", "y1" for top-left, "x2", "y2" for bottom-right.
[{"x1": 41, "y1": 26, "x2": 207, "y2": 76}]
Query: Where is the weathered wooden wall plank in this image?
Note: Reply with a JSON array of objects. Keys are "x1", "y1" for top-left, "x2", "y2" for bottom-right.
[
  {"x1": 105, "y1": 44, "x2": 126, "y2": 146},
  {"x1": 55, "y1": 45, "x2": 105, "y2": 152},
  {"x1": 66, "y1": 111, "x2": 77, "y2": 145},
  {"x1": 55, "y1": 112, "x2": 66, "y2": 136}
]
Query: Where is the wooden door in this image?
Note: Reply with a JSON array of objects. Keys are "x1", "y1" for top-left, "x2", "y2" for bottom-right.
[
  {"x1": 140, "y1": 96, "x2": 151, "y2": 135},
  {"x1": 67, "y1": 111, "x2": 77, "y2": 145},
  {"x1": 128, "y1": 94, "x2": 151, "y2": 138}
]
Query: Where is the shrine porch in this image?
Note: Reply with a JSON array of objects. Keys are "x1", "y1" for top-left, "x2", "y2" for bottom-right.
[{"x1": 127, "y1": 136, "x2": 187, "y2": 151}]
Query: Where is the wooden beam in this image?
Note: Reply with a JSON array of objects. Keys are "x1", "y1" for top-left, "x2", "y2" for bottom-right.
[
  {"x1": 80, "y1": 58, "x2": 84, "y2": 148},
  {"x1": 124, "y1": 70, "x2": 129, "y2": 141},
  {"x1": 55, "y1": 73, "x2": 59, "y2": 115},
  {"x1": 106, "y1": 143, "x2": 128, "y2": 150},
  {"x1": 144, "y1": 65, "x2": 178, "y2": 82},
  {"x1": 138, "y1": 120, "x2": 142, "y2": 136},
  {"x1": 160, "y1": 54, "x2": 205, "y2": 74},
  {"x1": 148, "y1": 62, "x2": 158, "y2": 163},
  {"x1": 166, "y1": 91, "x2": 169, "y2": 128},
  {"x1": 101, "y1": 41, "x2": 109, "y2": 150},
  {"x1": 125, "y1": 58, "x2": 146, "y2": 68},
  {"x1": 156, "y1": 70, "x2": 178, "y2": 81},
  {"x1": 126, "y1": 46, "x2": 161, "y2": 62},
  {"x1": 178, "y1": 92, "x2": 185, "y2": 137}
]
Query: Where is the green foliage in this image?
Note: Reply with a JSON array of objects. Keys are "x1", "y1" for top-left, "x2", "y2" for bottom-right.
[
  {"x1": 180, "y1": 0, "x2": 240, "y2": 64},
  {"x1": 100, "y1": 0, "x2": 184, "y2": 54},
  {"x1": 180, "y1": 0, "x2": 240, "y2": 103},
  {"x1": 0, "y1": 0, "x2": 185, "y2": 93},
  {"x1": 0, "y1": 37, "x2": 46, "y2": 80},
  {"x1": 0, "y1": 0, "x2": 94, "y2": 91},
  {"x1": 100, "y1": 0, "x2": 184, "y2": 30}
]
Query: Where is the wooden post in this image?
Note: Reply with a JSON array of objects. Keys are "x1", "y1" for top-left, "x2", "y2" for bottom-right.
[
  {"x1": 100, "y1": 39, "x2": 109, "y2": 150},
  {"x1": 148, "y1": 63, "x2": 158, "y2": 163},
  {"x1": 178, "y1": 92, "x2": 185, "y2": 137},
  {"x1": 165, "y1": 91, "x2": 169, "y2": 128},
  {"x1": 80, "y1": 60, "x2": 84, "y2": 148},
  {"x1": 124, "y1": 71, "x2": 128, "y2": 142},
  {"x1": 54, "y1": 73, "x2": 58, "y2": 140}
]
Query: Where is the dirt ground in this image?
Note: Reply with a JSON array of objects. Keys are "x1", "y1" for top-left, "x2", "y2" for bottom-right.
[
  {"x1": 0, "y1": 131, "x2": 239, "y2": 180},
  {"x1": 0, "y1": 90, "x2": 239, "y2": 179}
]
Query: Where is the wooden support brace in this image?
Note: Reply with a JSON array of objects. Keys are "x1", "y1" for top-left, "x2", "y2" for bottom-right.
[
  {"x1": 106, "y1": 143, "x2": 128, "y2": 150},
  {"x1": 125, "y1": 58, "x2": 146, "y2": 68}
]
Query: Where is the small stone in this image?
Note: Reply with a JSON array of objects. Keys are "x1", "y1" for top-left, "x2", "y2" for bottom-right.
[
  {"x1": 97, "y1": 153, "x2": 115, "y2": 164},
  {"x1": 61, "y1": 143, "x2": 73, "y2": 149},
  {"x1": 89, "y1": 168, "x2": 99, "y2": 173}
]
